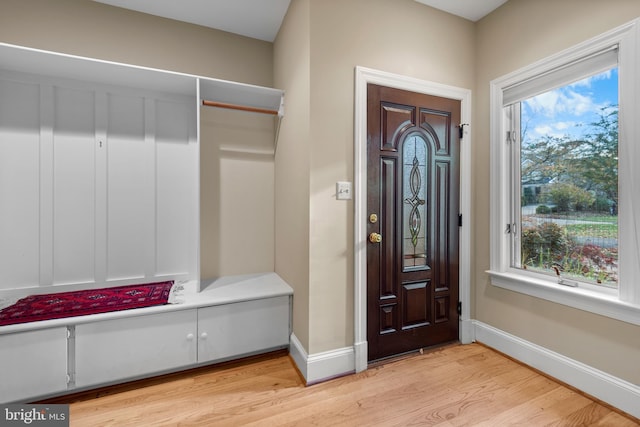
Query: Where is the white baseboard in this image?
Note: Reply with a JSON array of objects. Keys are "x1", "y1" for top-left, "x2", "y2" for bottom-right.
[
  {"x1": 288, "y1": 333, "x2": 308, "y2": 379},
  {"x1": 353, "y1": 340, "x2": 367, "y2": 373},
  {"x1": 474, "y1": 321, "x2": 640, "y2": 419},
  {"x1": 289, "y1": 333, "x2": 355, "y2": 385},
  {"x1": 460, "y1": 318, "x2": 475, "y2": 344}
]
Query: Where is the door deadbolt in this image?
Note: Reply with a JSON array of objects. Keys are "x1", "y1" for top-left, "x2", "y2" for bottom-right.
[{"x1": 369, "y1": 213, "x2": 378, "y2": 224}]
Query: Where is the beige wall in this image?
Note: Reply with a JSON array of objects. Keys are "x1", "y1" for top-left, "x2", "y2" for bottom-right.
[
  {"x1": 200, "y1": 107, "x2": 276, "y2": 279},
  {"x1": 306, "y1": 0, "x2": 474, "y2": 353},
  {"x1": 0, "y1": 0, "x2": 277, "y2": 281},
  {"x1": 274, "y1": 0, "x2": 476, "y2": 354},
  {"x1": 274, "y1": 0, "x2": 312, "y2": 350},
  {"x1": 474, "y1": 0, "x2": 640, "y2": 384}
]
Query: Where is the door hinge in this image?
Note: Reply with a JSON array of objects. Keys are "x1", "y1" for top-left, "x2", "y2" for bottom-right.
[
  {"x1": 458, "y1": 123, "x2": 469, "y2": 139},
  {"x1": 506, "y1": 223, "x2": 516, "y2": 234},
  {"x1": 458, "y1": 214, "x2": 463, "y2": 227},
  {"x1": 457, "y1": 301, "x2": 462, "y2": 316}
]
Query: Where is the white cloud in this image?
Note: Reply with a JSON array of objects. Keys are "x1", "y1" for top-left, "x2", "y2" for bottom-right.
[
  {"x1": 534, "y1": 125, "x2": 553, "y2": 134},
  {"x1": 568, "y1": 90, "x2": 597, "y2": 115},
  {"x1": 532, "y1": 124, "x2": 569, "y2": 139},
  {"x1": 525, "y1": 91, "x2": 560, "y2": 116},
  {"x1": 569, "y1": 69, "x2": 613, "y2": 89},
  {"x1": 554, "y1": 121, "x2": 574, "y2": 130},
  {"x1": 531, "y1": 120, "x2": 580, "y2": 138},
  {"x1": 521, "y1": 68, "x2": 616, "y2": 142},
  {"x1": 524, "y1": 87, "x2": 603, "y2": 118}
]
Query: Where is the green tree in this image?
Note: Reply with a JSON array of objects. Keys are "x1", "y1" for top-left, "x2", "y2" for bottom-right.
[
  {"x1": 521, "y1": 106, "x2": 618, "y2": 212},
  {"x1": 577, "y1": 107, "x2": 618, "y2": 206},
  {"x1": 521, "y1": 135, "x2": 581, "y2": 186}
]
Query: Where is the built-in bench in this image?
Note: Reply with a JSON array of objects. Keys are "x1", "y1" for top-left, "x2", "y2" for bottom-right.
[{"x1": 0, "y1": 273, "x2": 292, "y2": 403}]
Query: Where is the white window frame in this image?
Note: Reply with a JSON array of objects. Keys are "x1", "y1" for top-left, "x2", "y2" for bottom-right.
[{"x1": 488, "y1": 19, "x2": 640, "y2": 325}]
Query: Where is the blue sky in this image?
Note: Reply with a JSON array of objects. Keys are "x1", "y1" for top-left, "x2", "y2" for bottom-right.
[{"x1": 521, "y1": 68, "x2": 618, "y2": 143}]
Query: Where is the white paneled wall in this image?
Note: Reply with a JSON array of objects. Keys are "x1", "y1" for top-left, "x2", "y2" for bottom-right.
[
  {"x1": 0, "y1": 70, "x2": 198, "y2": 296},
  {"x1": 0, "y1": 42, "x2": 284, "y2": 298},
  {"x1": 53, "y1": 86, "x2": 96, "y2": 285},
  {"x1": 106, "y1": 93, "x2": 147, "y2": 281},
  {"x1": 155, "y1": 99, "x2": 197, "y2": 277},
  {"x1": 0, "y1": 79, "x2": 40, "y2": 289}
]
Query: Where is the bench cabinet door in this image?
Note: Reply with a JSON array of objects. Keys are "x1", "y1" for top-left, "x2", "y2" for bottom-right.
[
  {"x1": 0, "y1": 328, "x2": 68, "y2": 403},
  {"x1": 75, "y1": 310, "x2": 197, "y2": 388},
  {"x1": 197, "y1": 296, "x2": 290, "y2": 363}
]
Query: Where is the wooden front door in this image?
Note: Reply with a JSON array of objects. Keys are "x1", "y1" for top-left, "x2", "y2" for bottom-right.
[{"x1": 367, "y1": 84, "x2": 460, "y2": 362}]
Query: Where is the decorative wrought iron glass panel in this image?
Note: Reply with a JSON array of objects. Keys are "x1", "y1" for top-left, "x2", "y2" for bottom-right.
[{"x1": 403, "y1": 134, "x2": 428, "y2": 270}]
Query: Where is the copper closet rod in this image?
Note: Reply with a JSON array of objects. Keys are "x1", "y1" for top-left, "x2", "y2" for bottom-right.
[{"x1": 202, "y1": 100, "x2": 279, "y2": 116}]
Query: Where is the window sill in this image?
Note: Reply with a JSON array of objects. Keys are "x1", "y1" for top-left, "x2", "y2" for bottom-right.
[{"x1": 487, "y1": 270, "x2": 640, "y2": 326}]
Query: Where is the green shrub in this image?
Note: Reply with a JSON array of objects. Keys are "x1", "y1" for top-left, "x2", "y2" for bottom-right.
[
  {"x1": 521, "y1": 222, "x2": 570, "y2": 268},
  {"x1": 544, "y1": 183, "x2": 595, "y2": 213},
  {"x1": 536, "y1": 204, "x2": 551, "y2": 214}
]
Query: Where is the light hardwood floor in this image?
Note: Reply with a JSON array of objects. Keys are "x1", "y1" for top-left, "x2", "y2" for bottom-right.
[{"x1": 45, "y1": 343, "x2": 638, "y2": 426}]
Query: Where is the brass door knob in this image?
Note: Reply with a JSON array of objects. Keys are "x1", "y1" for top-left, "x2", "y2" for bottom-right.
[{"x1": 369, "y1": 232, "x2": 382, "y2": 243}]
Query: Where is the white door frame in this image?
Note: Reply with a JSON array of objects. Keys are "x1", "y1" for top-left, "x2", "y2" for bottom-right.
[{"x1": 354, "y1": 66, "x2": 473, "y2": 372}]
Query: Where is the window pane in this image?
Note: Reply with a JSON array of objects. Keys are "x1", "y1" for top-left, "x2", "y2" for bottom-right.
[
  {"x1": 403, "y1": 134, "x2": 428, "y2": 270},
  {"x1": 517, "y1": 68, "x2": 618, "y2": 287}
]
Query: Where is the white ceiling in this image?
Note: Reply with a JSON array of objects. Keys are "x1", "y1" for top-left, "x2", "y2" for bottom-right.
[
  {"x1": 93, "y1": 0, "x2": 292, "y2": 42},
  {"x1": 93, "y1": 0, "x2": 506, "y2": 42},
  {"x1": 415, "y1": 0, "x2": 508, "y2": 22}
]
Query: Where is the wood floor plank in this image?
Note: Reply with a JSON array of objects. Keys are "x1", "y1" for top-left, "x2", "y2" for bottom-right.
[{"x1": 41, "y1": 343, "x2": 638, "y2": 426}]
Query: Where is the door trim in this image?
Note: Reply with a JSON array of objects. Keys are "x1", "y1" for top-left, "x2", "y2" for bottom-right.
[{"x1": 354, "y1": 66, "x2": 472, "y2": 372}]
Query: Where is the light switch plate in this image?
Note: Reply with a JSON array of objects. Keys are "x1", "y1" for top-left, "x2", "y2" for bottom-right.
[{"x1": 336, "y1": 181, "x2": 352, "y2": 200}]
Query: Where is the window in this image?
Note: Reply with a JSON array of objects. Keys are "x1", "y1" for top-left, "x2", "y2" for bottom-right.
[
  {"x1": 489, "y1": 20, "x2": 640, "y2": 324},
  {"x1": 511, "y1": 63, "x2": 619, "y2": 287}
]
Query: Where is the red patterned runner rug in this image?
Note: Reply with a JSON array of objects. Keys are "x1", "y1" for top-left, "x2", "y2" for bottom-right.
[{"x1": 0, "y1": 281, "x2": 174, "y2": 326}]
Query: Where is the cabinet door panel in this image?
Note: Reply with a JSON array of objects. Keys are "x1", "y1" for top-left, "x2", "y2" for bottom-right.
[
  {"x1": 198, "y1": 297, "x2": 290, "y2": 362},
  {"x1": 0, "y1": 328, "x2": 68, "y2": 403},
  {"x1": 75, "y1": 310, "x2": 197, "y2": 387}
]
